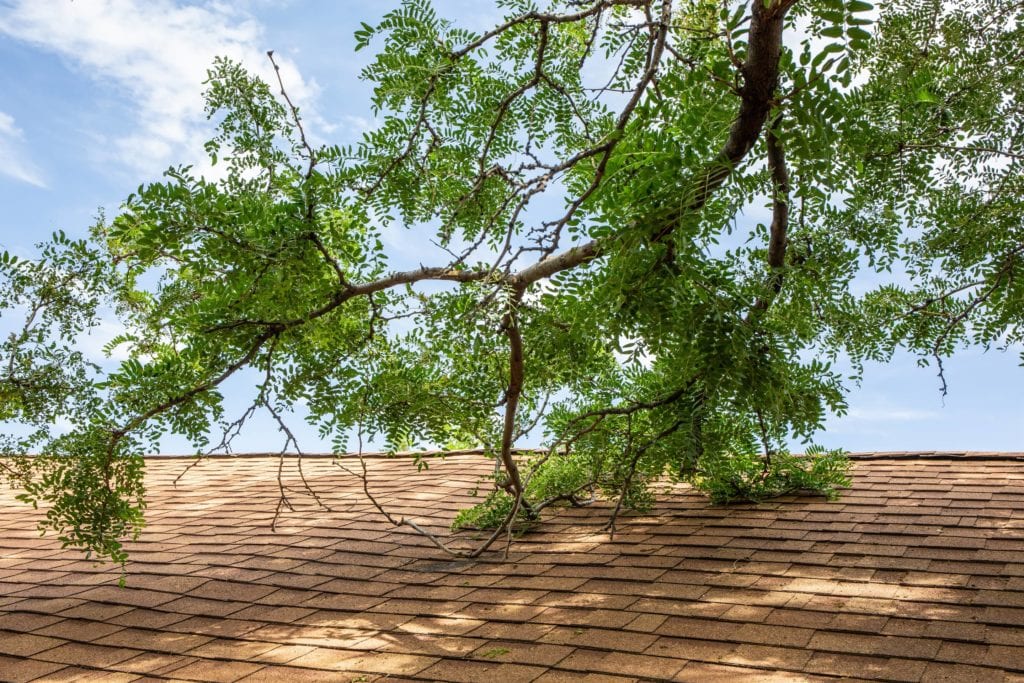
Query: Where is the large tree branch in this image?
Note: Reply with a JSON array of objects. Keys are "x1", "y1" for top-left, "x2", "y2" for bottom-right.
[
  {"x1": 652, "y1": 0, "x2": 791, "y2": 240},
  {"x1": 753, "y1": 112, "x2": 790, "y2": 313}
]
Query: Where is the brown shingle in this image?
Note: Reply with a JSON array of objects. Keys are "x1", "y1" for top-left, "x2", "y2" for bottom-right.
[
  {"x1": 162, "y1": 658, "x2": 265, "y2": 682},
  {"x1": 804, "y1": 652, "x2": 927, "y2": 682},
  {"x1": 921, "y1": 662, "x2": 1006, "y2": 682},
  {"x1": 0, "y1": 654, "x2": 66, "y2": 683},
  {"x1": 557, "y1": 648, "x2": 687, "y2": 678},
  {"x1": 418, "y1": 658, "x2": 546, "y2": 682},
  {"x1": 36, "y1": 642, "x2": 141, "y2": 668},
  {"x1": 0, "y1": 631, "x2": 66, "y2": 657}
]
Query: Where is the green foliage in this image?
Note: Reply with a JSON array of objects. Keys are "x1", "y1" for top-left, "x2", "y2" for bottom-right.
[
  {"x1": 455, "y1": 443, "x2": 850, "y2": 530},
  {"x1": 691, "y1": 446, "x2": 852, "y2": 505},
  {"x1": 2, "y1": 0, "x2": 1022, "y2": 564},
  {"x1": 452, "y1": 489, "x2": 522, "y2": 531},
  {"x1": 453, "y1": 448, "x2": 604, "y2": 531}
]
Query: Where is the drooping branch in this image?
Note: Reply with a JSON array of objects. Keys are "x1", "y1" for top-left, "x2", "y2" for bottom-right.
[
  {"x1": 604, "y1": 417, "x2": 686, "y2": 536},
  {"x1": 535, "y1": 0, "x2": 673, "y2": 258},
  {"x1": 265, "y1": 399, "x2": 331, "y2": 529},
  {"x1": 266, "y1": 50, "x2": 317, "y2": 177},
  {"x1": 497, "y1": 286, "x2": 529, "y2": 499},
  {"x1": 930, "y1": 258, "x2": 1020, "y2": 396}
]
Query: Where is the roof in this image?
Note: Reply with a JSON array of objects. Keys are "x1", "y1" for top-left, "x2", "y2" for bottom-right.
[{"x1": 1, "y1": 452, "x2": 1023, "y2": 682}]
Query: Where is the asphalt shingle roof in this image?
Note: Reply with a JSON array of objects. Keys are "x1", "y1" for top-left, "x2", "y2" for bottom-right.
[{"x1": 1, "y1": 452, "x2": 1023, "y2": 682}]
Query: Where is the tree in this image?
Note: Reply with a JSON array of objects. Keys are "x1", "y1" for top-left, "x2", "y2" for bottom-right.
[{"x1": 1, "y1": 0, "x2": 1021, "y2": 566}]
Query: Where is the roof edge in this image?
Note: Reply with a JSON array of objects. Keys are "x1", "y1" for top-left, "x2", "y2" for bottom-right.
[
  {"x1": 844, "y1": 450, "x2": 1024, "y2": 460},
  {"x1": 135, "y1": 449, "x2": 1024, "y2": 461}
]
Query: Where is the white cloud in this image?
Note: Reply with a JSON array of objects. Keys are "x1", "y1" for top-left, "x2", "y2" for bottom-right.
[
  {"x1": 339, "y1": 114, "x2": 376, "y2": 137},
  {"x1": 0, "y1": 111, "x2": 46, "y2": 187},
  {"x1": 78, "y1": 317, "x2": 135, "y2": 364},
  {"x1": 0, "y1": 111, "x2": 18, "y2": 137},
  {"x1": 0, "y1": 0, "x2": 319, "y2": 177}
]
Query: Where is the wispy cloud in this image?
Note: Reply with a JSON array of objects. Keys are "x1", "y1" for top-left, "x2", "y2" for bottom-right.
[
  {"x1": 78, "y1": 317, "x2": 135, "y2": 364},
  {"x1": 0, "y1": 111, "x2": 46, "y2": 187},
  {"x1": 0, "y1": 0, "x2": 319, "y2": 177}
]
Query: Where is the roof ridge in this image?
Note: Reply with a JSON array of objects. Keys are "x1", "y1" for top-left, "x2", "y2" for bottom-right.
[
  {"x1": 137, "y1": 449, "x2": 1024, "y2": 461},
  {"x1": 845, "y1": 450, "x2": 1024, "y2": 460}
]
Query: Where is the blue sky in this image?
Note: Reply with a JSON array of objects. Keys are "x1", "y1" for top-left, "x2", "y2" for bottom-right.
[{"x1": 1, "y1": 0, "x2": 1021, "y2": 454}]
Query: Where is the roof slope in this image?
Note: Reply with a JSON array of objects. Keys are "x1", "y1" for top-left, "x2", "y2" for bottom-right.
[{"x1": 1, "y1": 454, "x2": 1024, "y2": 682}]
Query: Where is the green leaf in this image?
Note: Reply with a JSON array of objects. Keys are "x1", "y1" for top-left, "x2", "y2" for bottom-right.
[{"x1": 846, "y1": 26, "x2": 872, "y2": 42}]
